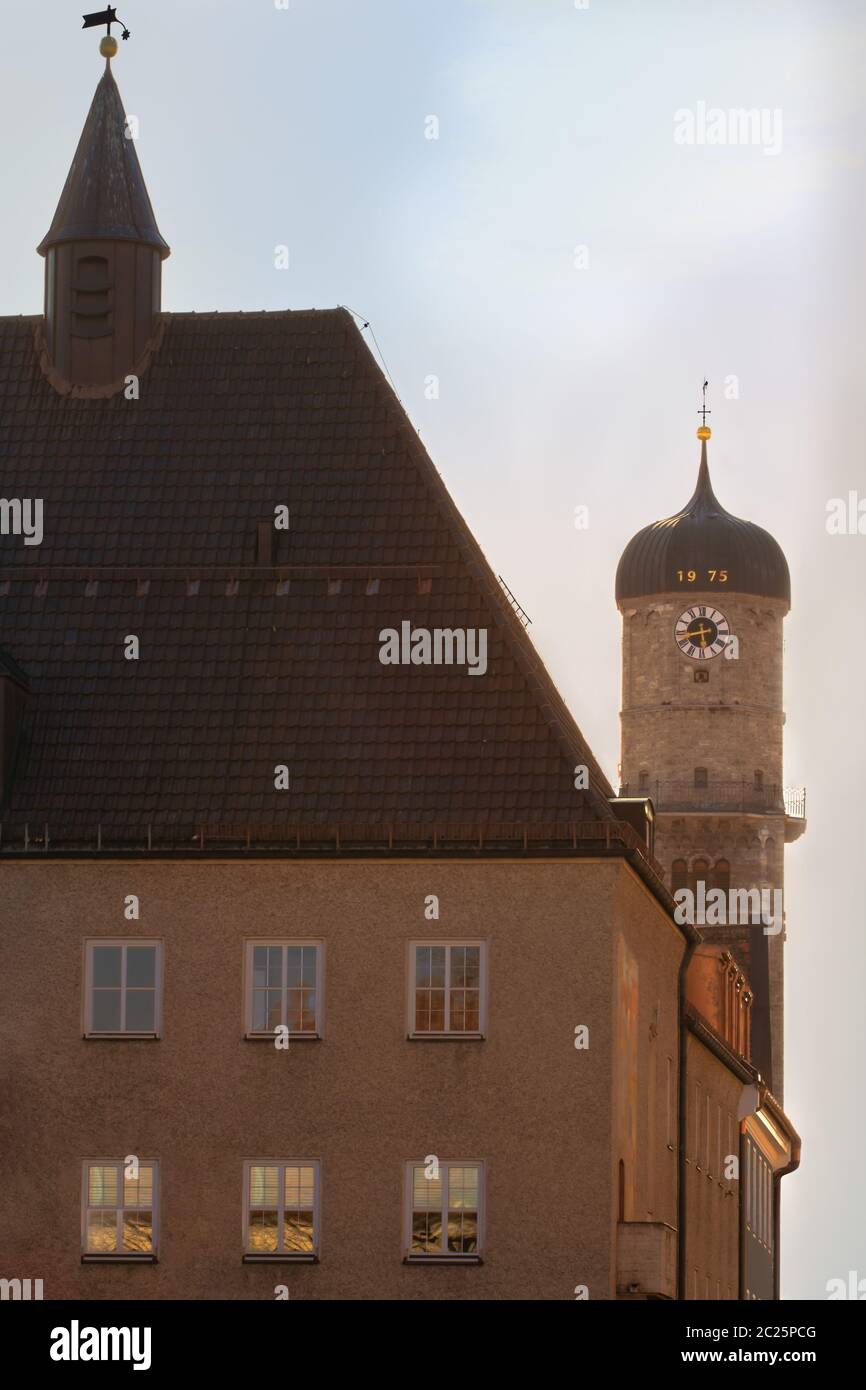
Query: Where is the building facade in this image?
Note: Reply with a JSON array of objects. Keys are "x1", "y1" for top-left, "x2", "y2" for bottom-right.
[{"x1": 0, "y1": 45, "x2": 800, "y2": 1301}]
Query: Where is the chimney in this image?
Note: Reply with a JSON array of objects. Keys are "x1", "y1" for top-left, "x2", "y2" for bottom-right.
[{"x1": 37, "y1": 55, "x2": 169, "y2": 391}]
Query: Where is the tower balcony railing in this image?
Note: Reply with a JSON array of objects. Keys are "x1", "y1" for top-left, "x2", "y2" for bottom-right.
[{"x1": 619, "y1": 781, "x2": 806, "y2": 818}]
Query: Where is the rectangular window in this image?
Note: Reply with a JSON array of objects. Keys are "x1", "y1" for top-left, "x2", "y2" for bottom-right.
[
  {"x1": 245, "y1": 942, "x2": 323, "y2": 1037},
  {"x1": 405, "y1": 1161, "x2": 484, "y2": 1261},
  {"x1": 81, "y1": 1160, "x2": 158, "y2": 1259},
  {"x1": 84, "y1": 941, "x2": 161, "y2": 1036},
  {"x1": 243, "y1": 1161, "x2": 320, "y2": 1259},
  {"x1": 409, "y1": 943, "x2": 486, "y2": 1036}
]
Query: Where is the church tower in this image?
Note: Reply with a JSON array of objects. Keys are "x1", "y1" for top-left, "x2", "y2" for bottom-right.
[
  {"x1": 36, "y1": 39, "x2": 169, "y2": 394},
  {"x1": 615, "y1": 419, "x2": 805, "y2": 1100}
]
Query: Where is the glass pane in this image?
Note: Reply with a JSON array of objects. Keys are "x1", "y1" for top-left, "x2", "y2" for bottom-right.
[
  {"x1": 286, "y1": 948, "x2": 303, "y2": 988},
  {"x1": 252, "y1": 947, "x2": 269, "y2": 988},
  {"x1": 88, "y1": 1164, "x2": 118, "y2": 1207},
  {"x1": 414, "y1": 988, "x2": 445, "y2": 1031},
  {"x1": 122, "y1": 1212, "x2": 153, "y2": 1253},
  {"x1": 92, "y1": 946, "x2": 122, "y2": 988},
  {"x1": 448, "y1": 1166, "x2": 479, "y2": 1209},
  {"x1": 252, "y1": 989, "x2": 269, "y2": 1031},
  {"x1": 125, "y1": 990, "x2": 155, "y2": 1031},
  {"x1": 414, "y1": 989, "x2": 430, "y2": 1030},
  {"x1": 450, "y1": 989, "x2": 479, "y2": 1032},
  {"x1": 415, "y1": 946, "x2": 445, "y2": 989},
  {"x1": 284, "y1": 1166, "x2": 315, "y2": 1208},
  {"x1": 284, "y1": 1212, "x2": 314, "y2": 1253},
  {"x1": 286, "y1": 989, "x2": 317, "y2": 1032},
  {"x1": 87, "y1": 1209, "x2": 117, "y2": 1252},
  {"x1": 251, "y1": 990, "x2": 284, "y2": 1031},
  {"x1": 247, "y1": 1210, "x2": 278, "y2": 1252},
  {"x1": 267, "y1": 947, "x2": 282, "y2": 987},
  {"x1": 412, "y1": 1211, "x2": 441, "y2": 1254},
  {"x1": 91, "y1": 990, "x2": 121, "y2": 1031},
  {"x1": 451, "y1": 947, "x2": 467, "y2": 987},
  {"x1": 462, "y1": 947, "x2": 480, "y2": 988},
  {"x1": 126, "y1": 946, "x2": 155, "y2": 988},
  {"x1": 301, "y1": 991, "x2": 317, "y2": 1031},
  {"x1": 249, "y1": 1165, "x2": 279, "y2": 1207},
  {"x1": 124, "y1": 1164, "x2": 153, "y2": 1207},
  {"x1": 447, "y1": 1210, "x2": 478, "y2": 1254},
  {"x1": 412, "y1": 1166, "x2": 442, "y2": 1209},
  {"x1": 266, "y1": 991, "x2": 282, "y2": 1031},
  {"x1": 427, "y1": 991, "x2": 445, "y2": 1031},
  {"x1": 302, "y1": 948, "x2": 317, "y2": 988}
]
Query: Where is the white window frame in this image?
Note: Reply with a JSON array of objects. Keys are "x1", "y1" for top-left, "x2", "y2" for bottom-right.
[
  {"x1": 403, "y1": 1159, "x2": 485, "y2": 1262},
  {"x1": 83, "y1": 939, "x2": 162, "y2": 1038},
  {"x1": 243, "y1": 940, "x2": 324, "y2": 1039},
  {"x1": 408, "y1": 941, "x2": 487, "y2": 1038},
  {"x1": 81, "y1": 1159, "x2": 159, "y2": 1261},
  {"x1": 242, "y1": 1159, "x2": 321, "y2": 1261}
]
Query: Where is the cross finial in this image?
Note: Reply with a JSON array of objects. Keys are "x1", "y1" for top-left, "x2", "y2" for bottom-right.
[{"x1": 696, "y1": 378, "x2": 712, "y2": 440}]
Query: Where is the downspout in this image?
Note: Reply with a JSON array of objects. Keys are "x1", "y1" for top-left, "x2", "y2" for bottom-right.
[{"x1": 771, "y1": 1108, "x2": 801, "y2": 1300}]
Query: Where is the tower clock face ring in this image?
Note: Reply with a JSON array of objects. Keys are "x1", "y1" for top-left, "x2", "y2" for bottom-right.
[{"x1": 674, "y1": 605, "x2": 730, "y2": 660}]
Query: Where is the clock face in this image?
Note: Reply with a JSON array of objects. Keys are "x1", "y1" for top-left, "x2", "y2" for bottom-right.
[{"x1": 674, "y1": 605, "x2": 730, "y2": 660}]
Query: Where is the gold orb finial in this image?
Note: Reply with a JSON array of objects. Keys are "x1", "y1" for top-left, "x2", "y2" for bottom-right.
[
  {"x1": 100, "y1": 35, "x2": 118, "y2": 59},
  {"x1": 697, "y1": 425, "x2": 712, "y2": 441}
]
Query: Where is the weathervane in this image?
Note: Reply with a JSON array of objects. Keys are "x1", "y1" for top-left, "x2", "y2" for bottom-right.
[
  {"x1": 696, "y1": 378, "x2": 712, "y2": 440},
  {"x1": 82, "y1": 8, "x2": 131, "y2": 42}
]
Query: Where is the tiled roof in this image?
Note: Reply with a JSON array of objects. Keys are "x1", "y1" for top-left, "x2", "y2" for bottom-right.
[{"x1": 0, "y1": 307, "x2": 615, "y2": 837}]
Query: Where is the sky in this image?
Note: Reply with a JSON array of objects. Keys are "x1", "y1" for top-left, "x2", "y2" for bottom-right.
[{"x1": 1, "y1": 0, "x2": 864, "y2": 1299}]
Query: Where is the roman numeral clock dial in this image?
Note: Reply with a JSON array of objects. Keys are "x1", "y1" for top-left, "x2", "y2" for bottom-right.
[{"x1": 674, "y1": 605, "x2": 730, "y2": 659}]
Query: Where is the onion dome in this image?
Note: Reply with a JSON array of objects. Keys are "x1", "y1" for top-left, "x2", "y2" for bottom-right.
[{"x1": 615, "y1": 430, "x2": 790, "y2": 606}]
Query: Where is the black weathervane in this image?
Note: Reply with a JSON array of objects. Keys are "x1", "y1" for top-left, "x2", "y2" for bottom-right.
[
  {"x1": 82, "y1": 8, "x2": 131, "y2": 40},
  {"x1": 698, "y1": 378, "x2": 711, "y2": 429}
]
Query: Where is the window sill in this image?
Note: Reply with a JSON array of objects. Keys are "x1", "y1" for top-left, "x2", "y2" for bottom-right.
[
  {"x1": 82, "y1": 1255, "x2": 158, "y2": 1264},
  {"x1": 407, "y1": 1033, "x2": 485, "y2": 1042},
  {"x1": 82, "y1": 1033, "x2": 160, "y2": 1041},
  {"x1": 244, "y1": 1033, "x2": 322, "y2": 1042},
  {"x1": 242, "y1": 1254, "x2": 319, "y2": 1264},
  {"x1": 403, "y1": 1255, "x2": 483, "y2": 1266}
]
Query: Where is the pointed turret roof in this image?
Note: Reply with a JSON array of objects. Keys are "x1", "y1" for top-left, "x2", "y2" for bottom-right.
[
  {"x1": 615, "y1": 433, "x2": 791, "y2": 605},
  {"x1": 37, "y1": 61, "x2": 169, "y2": 257}
]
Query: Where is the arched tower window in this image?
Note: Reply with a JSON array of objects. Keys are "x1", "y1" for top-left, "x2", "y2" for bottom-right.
[
  {"x1": 710, "y1": 859, "x2": 731, "y2": 895},
  {"x1": 694, "y1": 767, "x2": 708, "y2": 789},
  {"x1": 638, "y1": 770, "x2": 650, "y2": 794},
  {"x1": 692, "y1": 858, "x2": 709, "y2": 894},
  {"x1": 671, "y1": 859, "x2": 687, "y2": 894},
  {"x1": 754, "y1": 769, "x2": 764, "y2": 790}
]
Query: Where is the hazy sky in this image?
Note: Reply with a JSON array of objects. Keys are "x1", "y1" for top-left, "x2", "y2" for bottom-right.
[{"x1": 2, "y1": 0, "x2": 863, "y2": 1299}]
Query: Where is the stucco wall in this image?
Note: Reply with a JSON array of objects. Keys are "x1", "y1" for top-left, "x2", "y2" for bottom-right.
[{"x1": 0, "y1": 855, "x2": 682, "y2": 1301}]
